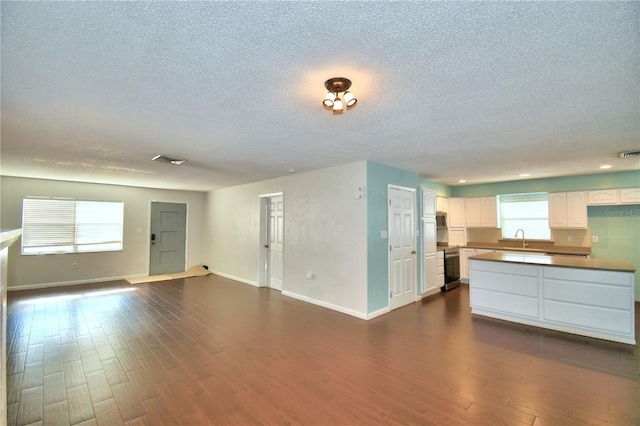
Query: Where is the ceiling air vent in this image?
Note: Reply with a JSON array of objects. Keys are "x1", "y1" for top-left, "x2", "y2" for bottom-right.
[
  {"x1": 619, "y1": 150, "x2": 640, "y2": 159},
  {"x1": 152, "y1": 155, "x2": 187, "y2": 165}
]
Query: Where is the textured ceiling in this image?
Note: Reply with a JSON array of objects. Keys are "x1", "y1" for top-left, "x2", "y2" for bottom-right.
[{"x1": 1, "y1": 1, "x2": 639, "y2": 192}]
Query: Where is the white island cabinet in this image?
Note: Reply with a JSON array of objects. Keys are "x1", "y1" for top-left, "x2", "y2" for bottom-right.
[
  {"x1": 1, "y1": 229, "x2": 22, "y2": 426},
  {"x1": 469, "y1": 253, "x2": 636, "y2": 344}
]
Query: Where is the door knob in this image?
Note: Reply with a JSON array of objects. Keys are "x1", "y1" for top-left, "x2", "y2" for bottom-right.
[
  {"x1": 265, "y1": 244, "x2": 269, "y2": 248},
  {"x1": 411, "y1": 250, "x2": 417, "y2": 254}
]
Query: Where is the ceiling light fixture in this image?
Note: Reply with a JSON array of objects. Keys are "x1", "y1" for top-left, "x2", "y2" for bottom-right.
[
  {"x1": 519, "y1": 173, "x2": 531, "y2": 177},
  {"x1": 152, "y1": 155, "x2": 187, "y2": 165},
  {"x1": 600, "y1": 165, "x2": 612, "y2": 169},
  {"x1": 322, "y1": 77, "x2": 357, "y2": 114}
]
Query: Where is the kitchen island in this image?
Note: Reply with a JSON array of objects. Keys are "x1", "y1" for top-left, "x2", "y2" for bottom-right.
[
  {"x1": 469, "y1": 252, "x2": 636, "y2": 344},
  {"x1": 1, "y1": 229, "x2": 22, "y2": 426}
]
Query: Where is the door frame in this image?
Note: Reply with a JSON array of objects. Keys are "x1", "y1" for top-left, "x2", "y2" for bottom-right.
[
  {"x1": 387, "y1": 185, "x2": 418, "y2": 309},
  {"x1": 148, "y1": 200, "x2": 189, "y2": 275},
  {"x1": 258, "y1": 192, "x2": 284, "y2": 288}
]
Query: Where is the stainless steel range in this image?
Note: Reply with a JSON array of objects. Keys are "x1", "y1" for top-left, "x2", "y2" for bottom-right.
[{"x1": 441, "y1": 245, "x2": 460, "y2": 291}]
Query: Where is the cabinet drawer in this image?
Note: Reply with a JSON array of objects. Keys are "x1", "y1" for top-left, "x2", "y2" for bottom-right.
[{"x1": 544, "y1": 301, "x2": 632, "y2": 334}]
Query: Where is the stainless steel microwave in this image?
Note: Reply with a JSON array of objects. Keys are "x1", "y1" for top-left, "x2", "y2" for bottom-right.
[{"x1": 436, "y1": 211, "x2": 447, "y2": 229}]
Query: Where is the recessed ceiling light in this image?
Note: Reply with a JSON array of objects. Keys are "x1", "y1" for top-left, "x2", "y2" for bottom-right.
[
  {"x1": 600, "y1": 165, "x2": 612, "y2": 169},
  {"x1": 519, "y1": 173, "x2": 531, "y2": 177},
  {"x1": 458, "y1": 180, "x2": 466, "y2": 183},
  {"x1": 289, "y1": 169, "x2": 297, "y2": 173}
]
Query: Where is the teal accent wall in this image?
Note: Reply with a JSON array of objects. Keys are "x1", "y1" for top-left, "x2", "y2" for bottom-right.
[
  {"x1": 451, "y1": 171, "x2": 640, "y2": 197},
  {"x1": 588, "y1": 205, "x2": 640, "y2": 301},
  {"x1": 367, "y1": 162, "x2": 421, "y2": 313},
  {"x1": 420, "y1": 179, "x2": 452, "y2": 197}
]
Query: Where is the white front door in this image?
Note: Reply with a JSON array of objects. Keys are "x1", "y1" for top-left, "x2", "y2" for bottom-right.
[
  {"x1": 389, "y1": 187, "x2": 417, "y2": 310},
  {"x1": 267, "y1": 195, "x2": 284, "y2": 291}
]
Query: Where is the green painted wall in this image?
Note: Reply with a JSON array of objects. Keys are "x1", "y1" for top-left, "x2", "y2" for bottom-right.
[
  {"x1": 367, "y1": 162, "x2": 421, "y2": 313},
  {"x1": 588, "y1": 205, "x2": 640, "y2": 301},
  {"x1": 451, "y1": 171, "x2": 640, "y2": 197},
  {"x1": 420, "y1": 179, "x2": 452, "y2": 197}
]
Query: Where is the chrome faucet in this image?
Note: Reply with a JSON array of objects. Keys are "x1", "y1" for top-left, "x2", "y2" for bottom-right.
[{"x1": 514, "y1": 229, "x2": 528, "y2": 248}]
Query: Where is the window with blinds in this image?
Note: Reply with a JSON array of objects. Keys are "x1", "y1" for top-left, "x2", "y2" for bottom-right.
[
  {"x1": 499, "y1": 193, "x2": 551, "y2": 240},
  {"x1": 21, "y1": 198, "x2": 124, "y2": 255}
]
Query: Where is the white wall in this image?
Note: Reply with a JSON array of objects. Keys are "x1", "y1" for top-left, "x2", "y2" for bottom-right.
[
  {"x1": 204, "y1": 161, "x2": 369, "y2": 316},
  {"x1": 1, "y1": 176, "x2": 207, "y2": 289}
]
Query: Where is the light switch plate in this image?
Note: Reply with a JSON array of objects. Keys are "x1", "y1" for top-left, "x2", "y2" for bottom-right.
[{"x1": 381, "y1": 231, "x2": 388, "y2": 238}]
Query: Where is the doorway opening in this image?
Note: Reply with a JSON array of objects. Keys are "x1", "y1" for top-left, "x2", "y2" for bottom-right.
[{"x1": 258, "y1": 193, "x2": 284, "y2": 290}]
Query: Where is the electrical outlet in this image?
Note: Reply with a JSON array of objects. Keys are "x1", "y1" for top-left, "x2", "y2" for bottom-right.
[
  {"x1": 592, "y1": 236, "x2": 599, "y2": 243},
  {"x1": 72, "y1": 263, "x2": 78, "y2": 269},
  {"x1": 567, "y1": 235, "x2": 573, "y2": 242}
]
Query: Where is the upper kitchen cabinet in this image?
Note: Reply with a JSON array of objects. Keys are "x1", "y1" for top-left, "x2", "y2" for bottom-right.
[
  {"x1": 448, "y1": 198, "x2": 466, "y2": 228},
  {"x1": 436, "y1": 196, "x2": 449, "y2": 214},
  {"x1": 587, "y1": 188, "x2": 640, "y2": 205},
  {"x1": 588, "y1": 189, "x2": 619, "y2": 205},
  {"x1": 465, "y1": 197, "x2": 498, "y2": 228},
  {"x1": 620, "y1": 188, "x2": 640, "y2": 204},
  {"x1": 548, "y1": 191, "x2": 587, "y2": 228},
  {"x1": 422, "y1": 189, "x2": 436, "y2": 217}
]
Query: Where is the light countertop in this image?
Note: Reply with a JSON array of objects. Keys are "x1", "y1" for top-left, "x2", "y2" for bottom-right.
[
  {"x1": 470, "y1": 252, "x2": 636, "y2": 273},
  {"x1": 464, "y1": 242, "x2": 591, "y2": 256},
  {"x1": 0, "y1": 229, "x2": 22, "y2": 251}
]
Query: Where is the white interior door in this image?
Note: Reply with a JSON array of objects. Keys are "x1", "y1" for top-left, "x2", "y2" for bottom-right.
[
  {"x1": 389, "y1": 187, "x2": 417, "y2": 310},
  {"x1": 149, "y1": 202, "x2": 186, "y2": 276},
  {"x1": 267, "y1": 195, "x2": 284, "y2": 291}
]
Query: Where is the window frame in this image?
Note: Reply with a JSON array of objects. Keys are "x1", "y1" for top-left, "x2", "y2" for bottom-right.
[
  {"x1": 498, "y1": 192, "x2": 551, "y2": 241},
  {"x1": 21, "y1": 197, "x2": 124, "y2": 255}
]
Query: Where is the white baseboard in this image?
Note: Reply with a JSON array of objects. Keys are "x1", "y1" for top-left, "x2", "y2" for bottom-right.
[
  {"x1": 282, "y1": 290, "x2": 368, "y2": 320},
  {"x1": 210, "y1": 270, "x2": 259, "y2": 287},
  {"x1": 366, "y1": 307, "x2": 390, "y2": 320},
  {"x1": 420, "y1": 287, "x2": 441, "y2": 299},
  {"x1": 8, "y1": 275, "x2": 133, "y2": 292}
]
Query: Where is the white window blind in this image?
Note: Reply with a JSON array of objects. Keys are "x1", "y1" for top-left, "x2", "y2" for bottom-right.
[
  {"x1": 499, "y1": 193, "x2": 551, "y2": 240},
  {"x1": 22, "y1": 198, "x2": 124, "y2": 255}
]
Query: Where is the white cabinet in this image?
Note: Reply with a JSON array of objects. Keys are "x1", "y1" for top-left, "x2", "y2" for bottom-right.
[
  {"x1": 448, "y1": 198, "x2": 466, "y2": 228},
  {"x1": 465, "y1": 198, "x2": 482, "y2": 227},
  {"x1": 587, "y1": 188, "x2": 640, "y2": 205},
  {"x1": 422, "y1": 189, "x2": 436, "y2": 218},
  {"x1": 548, "y1": 191, "x2": 587, "y2": 229},
  {"x1": 437, "y1": 251, "x2": 445, "y2": 287},
  {"x1": 469, "y1": 257, "x2": 636, "y2": 344},
  {"x1": 480, "y1": 197, "x2": 498, "y2": 227},
  {"x1": 465, "y1": 196, "x2": 498, "y2": 228},
  {"x1": 436, "y1": 196, "x2": 449, "y2": 214},
  {"x1": 620, "y1": 188, "x2": 640, "y2": 204},
  {"x1": 460, "y1": 248, "x2": 475, "y2": 282},
  {"x1": 588, "y1": 189, "x2": 619, "y2": 205},
  {"x1": 448, "y1": 228, "x2": 467, "y2": 246},
  {"x1": 422, "y1": 218, "x2": 438, "y2": 295}
]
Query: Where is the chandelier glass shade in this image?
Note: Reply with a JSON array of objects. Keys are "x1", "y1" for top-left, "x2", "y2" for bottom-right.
[{"x1": 322, "y1": 77, "x2": 357, "y2": 113}]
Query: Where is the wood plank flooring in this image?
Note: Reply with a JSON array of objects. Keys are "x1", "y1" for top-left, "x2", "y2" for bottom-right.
[{"x1": 6, "y1": 275, "x2": 640, "y2": 425}]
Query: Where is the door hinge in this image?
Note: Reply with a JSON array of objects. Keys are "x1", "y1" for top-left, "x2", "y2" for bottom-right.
[
  {"x1": 389, "y1": 245, "x2": 392, "y2": 252},
  {"x1": 390, "y1": 291, "x2": 393, "y2": 298}
]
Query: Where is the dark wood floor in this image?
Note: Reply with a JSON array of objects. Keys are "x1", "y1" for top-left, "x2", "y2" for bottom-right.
[{"x1": 6, "y1": 275, "x2": 639, "y2": 425}]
